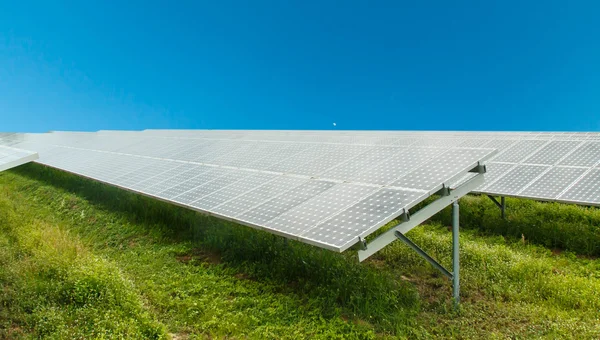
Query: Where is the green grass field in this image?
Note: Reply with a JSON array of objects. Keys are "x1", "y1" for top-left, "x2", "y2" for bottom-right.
[{"x1": 1, "y1": 164, "x2": 599, "y2": 339}]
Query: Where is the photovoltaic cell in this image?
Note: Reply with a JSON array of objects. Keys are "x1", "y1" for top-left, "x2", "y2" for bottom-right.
[
  {"x1": 247, "y1": 143, "x2": 313, "y2": 170},
  {"x1": 558, "y1": 142, "x2": 600, "y2": 167},
  {"x1": 267, "y1": 144, "x2": 339, "y2": 174},
  {"x1": 350, "y1": 147, "x2": 446, "y2": 185},
  {"x1": 484, "y1": 164, "x2": 549, "y2": 196},
  {"x1": 171, "y1": 169, "x2": 250, "y2": 205},
  {"x1": 302, "y1": 188, "x2": 426, "y2": 250},
  {"x1": 320, "y1": 146, "x2": 401, "y2": 181},
  {"x1": 238, "y1": 180, "x2": 336, "y2": 225},
  {"x1": 520, "y1": 167, "x2": 587, "y2": 199},
  {"x1": 212, "y1": 176, "x2": 309, "y2": 218},
  {"x1": 492, "y1": 140, "x2": 548, "y2": 163},
  {"x1": 190, "y1": 172, "x2": 278, "y2": 210},
  {"x1": 265, "y1": 183, "x2": 378, "y2": 238},
  {"x1": 392, "y1": 148, "x2": 492, "y2": 191},
  {"x1": 523, "y1": 141, "x2": 582, "y2": 165},
  {"x1": 130, "y1": 163, "x2": 198, "y2": 191},
  {"x1": 292, "y1": 145, "x2": 373, "y2": 177},
  {"x1": 558, "y1": 169, "x2": 600, "y2": 205},
  {"x1": 144, "y1": 165, "x2": 211, "y2": 196},
  {"x1": 159, "y1": 167, "x2": 226, "y2": 200}
]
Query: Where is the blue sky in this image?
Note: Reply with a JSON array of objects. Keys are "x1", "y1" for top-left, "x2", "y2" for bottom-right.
[{"x1": 1, "y1": 1, "x2": 599, "y2": 132}]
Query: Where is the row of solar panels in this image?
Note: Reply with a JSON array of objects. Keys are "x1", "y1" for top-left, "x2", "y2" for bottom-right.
[
  {"x1": 4, "y1": 130, "x2": 598, "y2": 206},
  {"x1": 0, "y1": 130, "x2": 598, "y2": 252},
  {"x1": 0, "y1": 131, "x2": 495, "y2": 251},
  {"x1": 115, "y1": 130, "x2": 600, "y2": 206}
]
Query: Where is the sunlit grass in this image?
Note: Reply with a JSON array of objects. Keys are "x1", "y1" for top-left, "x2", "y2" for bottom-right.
[{"x1": 1, "y1": 163, "x2": 599, "y2": 339}]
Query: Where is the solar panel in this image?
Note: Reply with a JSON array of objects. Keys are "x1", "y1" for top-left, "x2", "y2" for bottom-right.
[
  {"x1": 0, "y1": 145, "x2": 39, "y2": 172},
  {"x1": 5, "y1": 130, "x2": 600, "y2": 207},
  {"x1": 130, "y1": 130, "x2": 600, "y2": 206},
  {"x1": 558, "y1": 169, "x2": 600, "y2": 205},
  {"x1": 0, "y1": 131, "x2": 494, "y2": 252}
]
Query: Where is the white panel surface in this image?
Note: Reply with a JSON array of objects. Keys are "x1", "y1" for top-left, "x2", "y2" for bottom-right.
[
  {"x1": 0, "y1": 145, "x2": 39, "y2": 172},
  {"x1": 0, "y1": 130, "x2": 496, "y2": 251}
]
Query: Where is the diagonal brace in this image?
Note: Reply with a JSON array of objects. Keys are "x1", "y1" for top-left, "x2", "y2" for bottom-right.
[
  {"x1": 486, "y1": 195, "x2": 506, "y2": 219},
  {"x1": 358, "y1": 172, "x2": 484, "y2": 262},
  {"x1": 394, "y1": 230, "x2": 453, "y2": 279}
]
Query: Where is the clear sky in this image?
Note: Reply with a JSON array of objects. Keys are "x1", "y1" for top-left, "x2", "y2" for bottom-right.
[{"x1": 1, "y1": 1, "x2": 599, "y2": 132}]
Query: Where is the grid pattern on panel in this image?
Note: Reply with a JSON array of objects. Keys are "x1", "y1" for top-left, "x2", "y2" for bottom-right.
[
  {"x1": 246, "y1": 143, "x2": 313, "y2": 170},
  {"x1": 265, "y1": 183, "x2": 378, "y2": 238},
  {"x1": 211, "y1": 176, "x2": 308, "y2": 218},
  {"x1": 320, "y1": 146, "x2": 401, "y2": 181},
  {"x1": 519, "y1": 167, "x2": 587, "y2": 199},
  {"x1": 458, "y1": 139, "x2": 490, "y2": 148},
  {"x1": 144, "y1": 165, "x2": 211, "y2": 196},
  {"x1": 292, "y1": 145, "x2": 373, "y2": 177},
  {"x1": 166, "y1": 140, "x2": 217, "y2": 161},
  {"x1": 159, "y1": 168, "x2": 226, "y2": 200},
  {"x1": 238, "y1": 180, "x2": 336, "y2": 226},
  {"x1": 523, "y1": 141, "x2": 582, "y2": 165},
  {"x1": 558, "y1": 142, "x2": 600, "y2": 167},
  {"x1": 558, "y1": 169, "x2": 600, "y2": 204},
  {"x1": 190, "y1": 172, "x2": 278, "y2": 211},
  {"x1": 98, "y1": 155, "x2": 158, "y2": 182},
  {"x1": 392, "y1": 148, "x2": 492, "y2": 191},
  {"x1": 267, "y1": 144, "x2": 339, "y2": 174},
  {"x1": 483, "y1": 165, "x2": 549, "y2": 195},
  {"x1": 171, "y1": 170, "x2": 250, "y2": 205},
  {"x1": 350, "y1": 147, "x2": 446, "y2": 185},
  {"x1": 192, "y1": 141, "x2": 245, "y2": 163},
  {"x1": 209, "y1": 142, "x2": 263, "y2": 166},
  {"x1": 113, "y1": 161, "x2": 180, "y2": 188},
  {"x1": 302, "y1": 188, "x2": 426, "y2": 249},
  {"x1": 130, "y1": 164, "x2": 198, "y2": 191},
  {"x1": 216, "y1": 143, "x2": 275, "y2": 168},
  {"x1": 481, "y1": 139, "x2": 519, "y2": 151},
  {"x1": 472, "y1": 162, "x2": 516, "y2": 192},
  {"x1": 411, "y1": 138, "x2": 463, "y2": 147},
  {"x1": 492, "y1": 140, "x2": 548, "y2": 163}
]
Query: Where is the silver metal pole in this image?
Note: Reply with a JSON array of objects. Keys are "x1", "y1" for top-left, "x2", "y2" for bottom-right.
[{"x1": 452, "y1": 200, "x2": 460, "y2": 305}]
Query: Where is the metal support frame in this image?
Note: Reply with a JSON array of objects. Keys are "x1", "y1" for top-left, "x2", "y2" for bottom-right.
[
  {"x1": 452, "y1": 200, "x2": 460, "y2": 305},
  {"x1": 394, "y1": 230, "x2": 453, "y2": 278},
  {"x1": 358, "y1": 164, "x2": 486, "y2": 305},
  {"x1": 487, "y1": 195, "x2": 506, "y2": 218}
]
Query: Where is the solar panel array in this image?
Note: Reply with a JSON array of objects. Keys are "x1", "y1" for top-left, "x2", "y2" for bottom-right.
[
  {"x1": 0, "y1": 131, "x2": 494, "y2": 252},
  {"x1": 2, "y1": 129, "x2": 599, "y2": 249},
  {"x1": 135, "y1": 130, "x2": 600, "y2": 206},
  {"x1": 0, "y1": 145, "x2": 39, "y2": 172}
]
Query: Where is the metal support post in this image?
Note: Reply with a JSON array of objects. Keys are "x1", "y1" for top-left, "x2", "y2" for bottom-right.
[
  {"x1": 452, "y1": 200, "x2": 460, "y2": 305},
  {"x1": 487, "y1": 195, "x2": 506, "y2": 219},
  {"x1": 358, "y1": 173, "x2": 484, "y2": 262},
  {"x1": 356, "y1": 163, "x2": 486, "y2": 305}
]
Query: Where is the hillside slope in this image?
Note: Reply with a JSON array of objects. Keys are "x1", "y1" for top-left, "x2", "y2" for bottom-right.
[{"x1": 1, "y1": 164, "x2": 599, "y2": 339}]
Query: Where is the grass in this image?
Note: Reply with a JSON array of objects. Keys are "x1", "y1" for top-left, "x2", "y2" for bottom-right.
[
  {"x1": 0, "y1": 163, "x2": 599, "y2": 339},
  {"x1": 431, "y1": 195, "x2": 600, "y2": 256}
]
